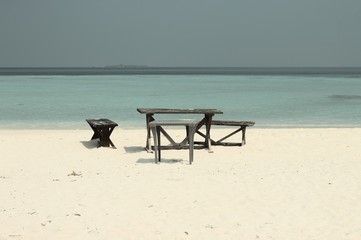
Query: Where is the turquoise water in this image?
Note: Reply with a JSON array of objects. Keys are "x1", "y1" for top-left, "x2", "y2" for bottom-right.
[{"x1": 1, "y1": 74, "x2": 361, "y2": 128}]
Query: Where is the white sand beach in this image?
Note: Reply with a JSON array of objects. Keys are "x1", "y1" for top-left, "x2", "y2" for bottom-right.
[{"x1": 1, "y1": 128, "x2": 361, "y2": 239}]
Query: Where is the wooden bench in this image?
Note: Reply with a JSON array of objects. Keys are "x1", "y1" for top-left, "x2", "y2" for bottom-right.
[
  {"x1": 86, "y1": 119, "x2": 118, "y2": 148},
  {"x1": 198, "y1": 120, "x2": 255, "y2": 146},
  {"x1": 149, "y1": 119, "x2": 200, "y2": 164}
]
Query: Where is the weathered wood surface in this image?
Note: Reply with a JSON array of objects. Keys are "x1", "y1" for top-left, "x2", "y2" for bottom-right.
[
  {"x1": 151, "y1": 145, "x2": 205, "y2": 150},
  {"x1": 211, "y1": 120, "x2": 255, "y2": 126},
  {"x1": 149, "y1": 119, "x2": 200, "y2": 126},
  {"x1": 86, "y1": 119, "x2": 118, "y2": 128},
  {"x1": 137, "y1": 108, "x2": 223, "y2": 114}
]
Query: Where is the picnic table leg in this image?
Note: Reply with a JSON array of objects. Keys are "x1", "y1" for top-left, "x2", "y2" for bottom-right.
[
  {"x1": 151, "y1": 125, "x2": 162, "y2": 163},
  {"x1": 205, "y1": 114, "x2": 214, "y2": 153},
  {"x1": 185, "y1": 126, "x2": 189, "y2": 144},
  {"x1": 145, "y1": 114, "x2": 154, "y2": 152},
  {"x1": 150, "y1": 126, "x2": 158, "y2": 163}
]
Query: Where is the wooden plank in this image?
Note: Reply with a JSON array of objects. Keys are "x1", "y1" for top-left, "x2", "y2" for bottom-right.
[
  {"x1": 150, "y1": 119, "x2": 200, "y2": 126},
  {"x1": 212, "y1": 142, "x2": 242, "y2": 146},
  {"x1": 137, "y1": 108, "x2": 223, "y2": 114},
  {"x1": 211, "y1": 120, "x2": 255, "y2": 126},
  {"x1": 86, "y1": 119, "x2": 118, "y2": 127},
  {"x1": 151, "y1": 145, "x2": 205, "y2": 150}
]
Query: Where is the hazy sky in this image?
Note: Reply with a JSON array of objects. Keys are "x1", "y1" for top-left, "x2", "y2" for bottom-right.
[{"x1": 1, "y1": 0, "x2": 361, "y2": 67}]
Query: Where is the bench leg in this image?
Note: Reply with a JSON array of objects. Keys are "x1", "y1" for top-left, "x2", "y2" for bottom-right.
[
  {"x1": 157, "y1": 126, "x2": 161, "y2": 162},
  {"x1": 151, "y1": 126, "x2": 161, "y2": 163},
  {"x1": 145, "y1": 114, "x2": 154, "y2": 153},
  {"x1": 205, "y1": 115, "x2": 213, "y2": 152},
  {"x1": 242, "y1": 126, "x2": 246, "y2": 145},
  {"x1": 150, "y1": 126, "x2": 159, "y2": 163},
  {"x1": 188, "y1": 125, "x2": 196, "y2": 164}
]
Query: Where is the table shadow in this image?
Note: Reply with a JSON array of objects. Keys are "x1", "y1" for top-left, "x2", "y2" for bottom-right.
[
  {"x1": 137, "y1": 158, "x2": 183, "y2": 164},
  {"x1": 123, "y1": 146, "x2": 144, "y2": 153},
  {"x1": 80, "y1": 140, "x2": 98, "y2": 149}
]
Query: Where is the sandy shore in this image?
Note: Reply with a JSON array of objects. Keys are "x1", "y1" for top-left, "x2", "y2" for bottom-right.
[{"x1": 1, "y1": 128, "x2": 361, "y2": 239}]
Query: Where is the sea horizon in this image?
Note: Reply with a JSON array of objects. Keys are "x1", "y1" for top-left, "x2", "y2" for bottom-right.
[{"x1": 1, "y1": 66, "x2": 361, "y2": 76}]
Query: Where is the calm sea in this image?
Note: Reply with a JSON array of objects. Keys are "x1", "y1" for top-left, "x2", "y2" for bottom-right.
[{"x1": 1, "y1": 67, "x2": 361, "y2": 129}]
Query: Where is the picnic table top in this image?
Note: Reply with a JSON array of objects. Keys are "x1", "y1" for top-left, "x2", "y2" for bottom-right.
[
  {"x1": 137, "y1": 108, "x2": 223, "y2": 114},
  {"x1": 149, "y1": 119, "x2": 201, "y2": 126}
]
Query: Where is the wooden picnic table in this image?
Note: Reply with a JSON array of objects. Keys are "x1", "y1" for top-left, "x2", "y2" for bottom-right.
[{"x1": 137, "y1": 108, "x2": 223, "y2": 152}]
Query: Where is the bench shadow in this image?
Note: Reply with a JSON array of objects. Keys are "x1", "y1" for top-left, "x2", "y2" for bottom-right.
[
  {"x1": 80, "y1": 140, "x2": 98, "y2": 149},
  {"x1": 123, "y1": 146, "x2": 144, "y2": 153},
  {"x1": 137, "y1": 158, "x2": 183, "y2": 164}
]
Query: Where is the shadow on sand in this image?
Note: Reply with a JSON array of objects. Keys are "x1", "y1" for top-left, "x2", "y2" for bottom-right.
[
  {"x1": 80, "y1": 140, "x2": 98, "y2": 149},
  {"x1": 136, "y1": 158, "x2": 183, "y2": 164},
  {"x1": 123, "y1": 146, "x2": 144, "y2": 153}
]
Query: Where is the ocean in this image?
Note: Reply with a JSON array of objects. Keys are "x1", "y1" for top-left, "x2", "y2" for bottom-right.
[{"x1": 1, "y1": 67, "x2": 361, "y2": 129}]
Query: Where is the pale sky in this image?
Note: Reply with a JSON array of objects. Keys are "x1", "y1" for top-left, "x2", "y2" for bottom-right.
[{"x1": 1, "y1": 0, "x2": 361, "y2": 67}]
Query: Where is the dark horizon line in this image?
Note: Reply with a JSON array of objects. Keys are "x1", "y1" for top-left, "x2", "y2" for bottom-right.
[
  {"x1": 1, "y1": 66, "x2": 361, "y2": 69},
  {"x1": 1, "y1": 66, "x2": 361, "y2": 76}
]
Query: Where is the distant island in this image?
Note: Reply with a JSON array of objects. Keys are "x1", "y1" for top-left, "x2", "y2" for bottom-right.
[
  {"x1": 1, "y1": 67, "x2": 361, "y2": 76},
  {"x1": 104, "y1": 64, "x2": 149, "y2": 68}
]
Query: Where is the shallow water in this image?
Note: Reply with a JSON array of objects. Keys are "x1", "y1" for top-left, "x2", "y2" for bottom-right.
[{"x1": 1, "y1": 70, "x2": 361, "y2": 129}]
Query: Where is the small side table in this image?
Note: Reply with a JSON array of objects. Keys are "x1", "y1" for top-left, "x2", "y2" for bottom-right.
[
  {"x1": 149, "y1": 119, "x2": 200, "y2": 164},
  {"x1": 86, "y1": 119, "x2": 118, "y2": 148}
]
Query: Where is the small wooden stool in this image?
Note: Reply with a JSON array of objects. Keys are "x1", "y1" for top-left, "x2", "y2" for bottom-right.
[
  {"x1": 86, "y1": 119, "x2": 118, "y2": 148},
  {"x1": 149, "y1": 119, "x2": 200, "y2": 164}
]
